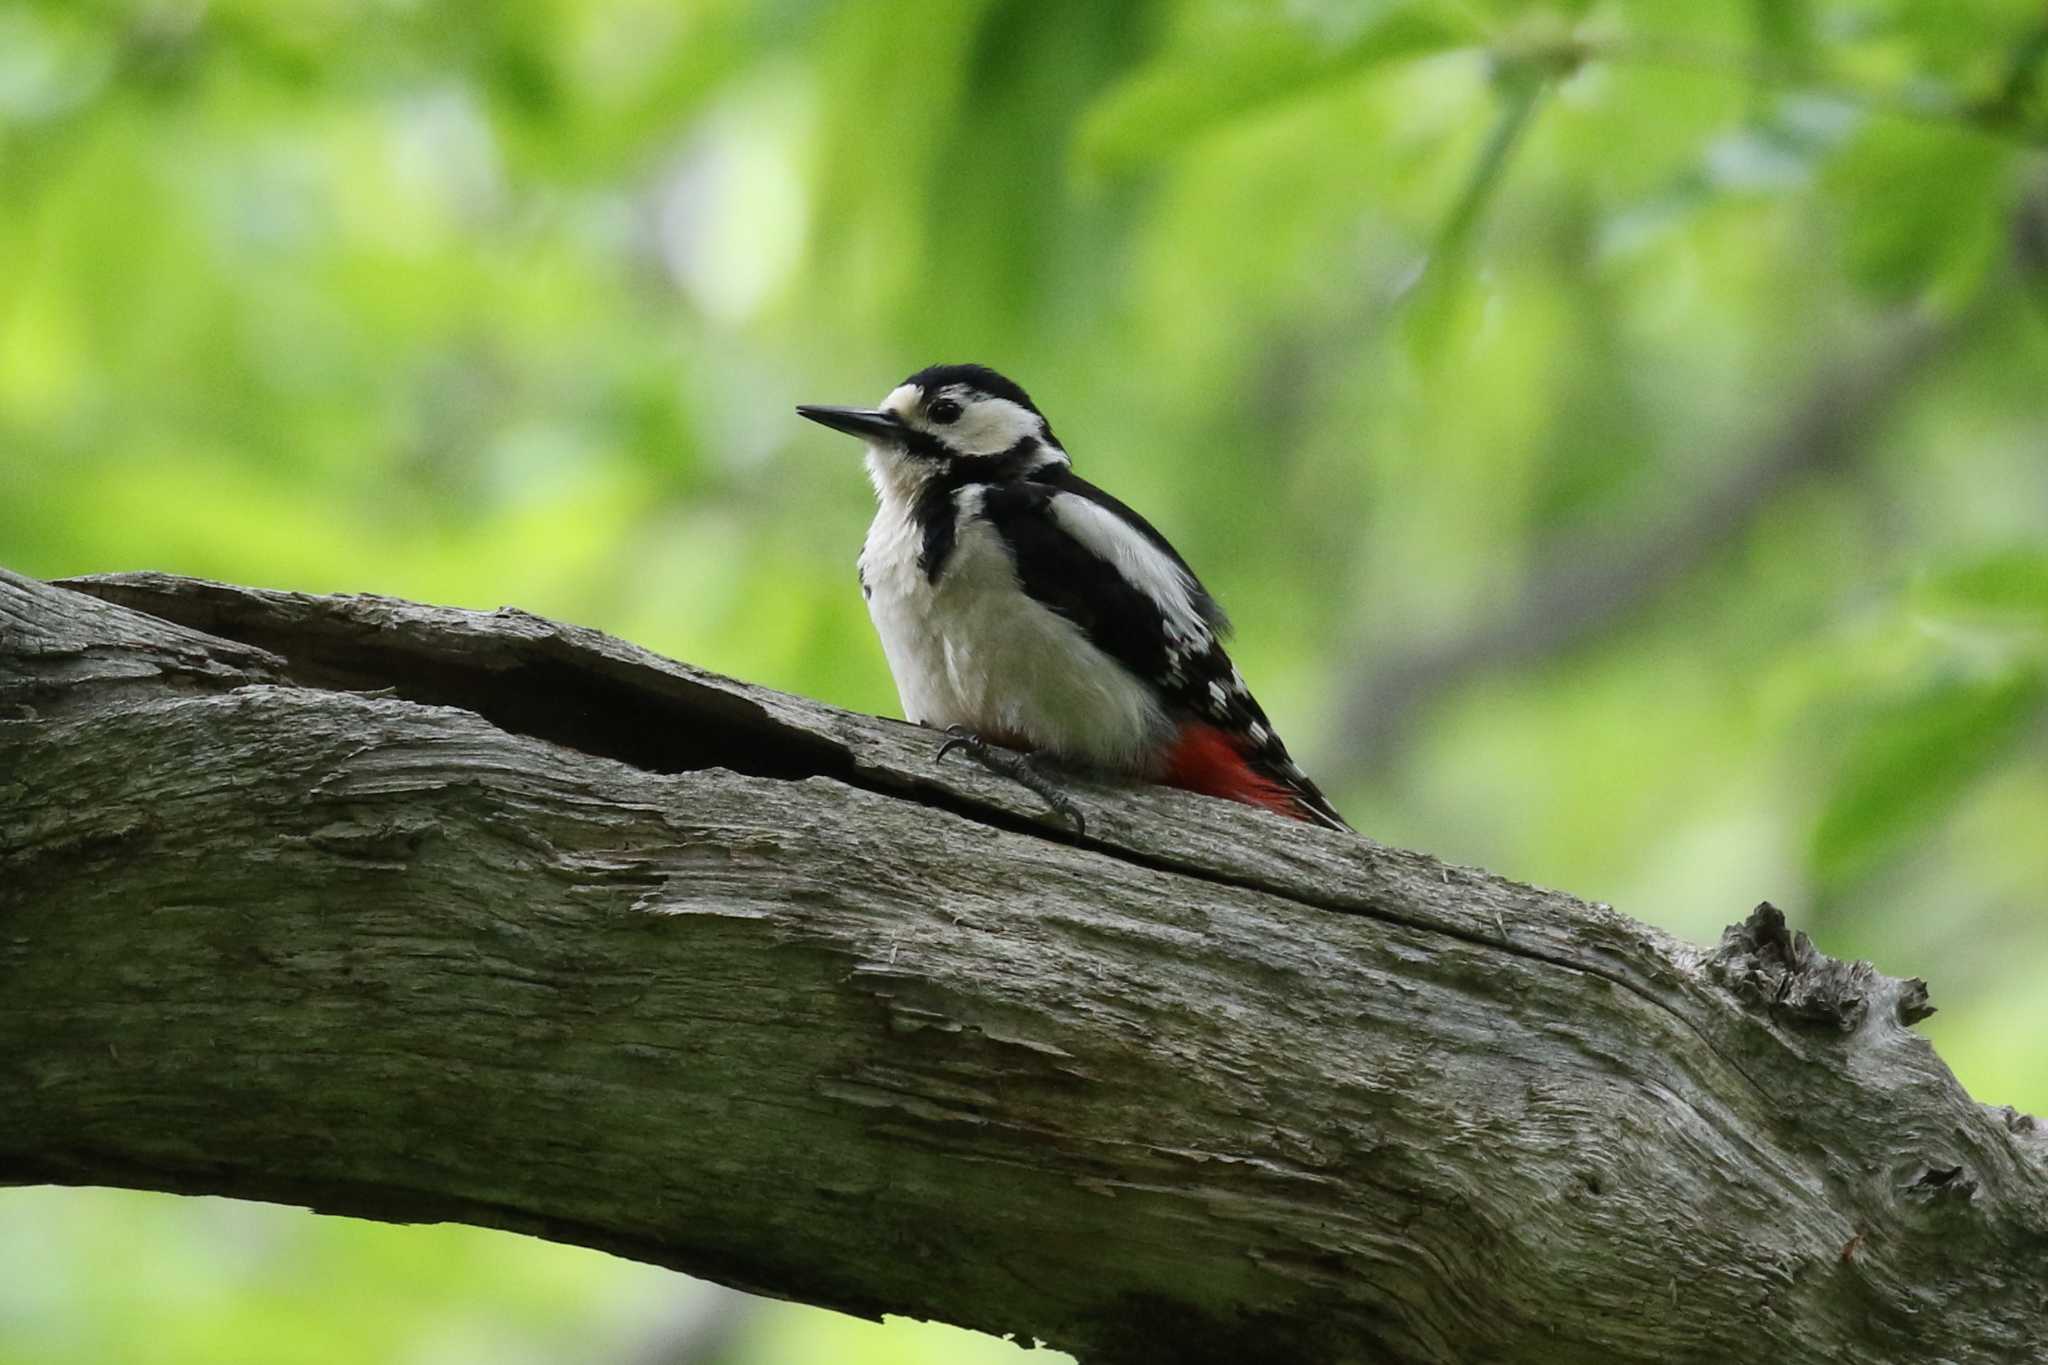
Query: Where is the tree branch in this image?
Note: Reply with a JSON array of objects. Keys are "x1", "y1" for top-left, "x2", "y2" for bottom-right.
[{"x1": 3, "y1": 568, "x2": 2043, "y2": 1364}]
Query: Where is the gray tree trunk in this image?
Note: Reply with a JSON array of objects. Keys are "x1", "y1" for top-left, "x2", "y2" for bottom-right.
[{"x1": 1, "y1": 567, "x2": 2041, "y2": 1364}]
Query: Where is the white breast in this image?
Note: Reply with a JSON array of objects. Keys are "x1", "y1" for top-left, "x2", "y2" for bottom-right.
[{"x1": 858, "y1": 486, "x2": 1171, "y2": 772}]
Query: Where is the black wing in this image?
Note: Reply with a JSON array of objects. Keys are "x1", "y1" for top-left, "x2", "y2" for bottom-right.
[
  {"x1": 978, "y1": 479, "x2": 1349, "y2": 830},
  {"x1": 1030, "y1": 464, "x2": 1231, "y2": 635}
]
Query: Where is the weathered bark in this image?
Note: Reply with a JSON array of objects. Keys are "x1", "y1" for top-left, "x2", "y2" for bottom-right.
[{"x1": 1, "y1": 567, "x2": 2042, "y2": 1364}]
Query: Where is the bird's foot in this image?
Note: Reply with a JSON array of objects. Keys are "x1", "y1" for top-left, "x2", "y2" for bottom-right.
[{"x1": 933, "y1": 726, "x2": 1086, "y2": 835}]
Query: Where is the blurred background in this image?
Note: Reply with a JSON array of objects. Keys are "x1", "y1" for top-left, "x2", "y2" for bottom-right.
[{"x1": 3, "y1": 0, "x2": 2045, "y2": 1360}]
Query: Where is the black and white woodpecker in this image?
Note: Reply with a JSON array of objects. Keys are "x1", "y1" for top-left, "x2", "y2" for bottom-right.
[{"x1": 798, "y1": 363, "x2": 1348, "y2": 833}]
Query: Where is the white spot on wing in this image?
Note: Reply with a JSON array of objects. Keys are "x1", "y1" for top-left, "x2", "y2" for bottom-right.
[{"x1": 1048, "y1": 494, "x2": 1211, "y2": 650}]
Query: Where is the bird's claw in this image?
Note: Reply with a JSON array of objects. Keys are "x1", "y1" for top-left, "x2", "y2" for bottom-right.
[
  {"x1": 1034, "y1": 787, "x2": 1087, "y2": 837},
  {"x1": 933, "y1": 725, "x2": 983, "y2": 765},
  {"x1": 931, "y1": 727, "x2": 1086, "y2": 835}
]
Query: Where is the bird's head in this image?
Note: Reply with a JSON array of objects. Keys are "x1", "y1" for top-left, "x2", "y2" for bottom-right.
[{"x1": 799, "y1": 364, "x2": 1065, "y2": 499}]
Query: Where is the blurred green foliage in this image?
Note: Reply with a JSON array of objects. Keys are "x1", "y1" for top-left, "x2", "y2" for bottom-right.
[{"x1": 3, "y1": 0, "x2": 2045, "y2": 1359}]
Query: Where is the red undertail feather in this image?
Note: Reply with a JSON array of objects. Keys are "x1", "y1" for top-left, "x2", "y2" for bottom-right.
[{"x1": 1161, "y1": 722, "x2": 1310, "y2": 822}]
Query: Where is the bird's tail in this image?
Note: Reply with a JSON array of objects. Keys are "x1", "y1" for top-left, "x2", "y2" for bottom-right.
[{"x1": 1162, "y1": 722, "x2": 1352, "y2": 832}]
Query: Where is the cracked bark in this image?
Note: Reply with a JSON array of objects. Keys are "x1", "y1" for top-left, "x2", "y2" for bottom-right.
[{"x1": 2, "y1": 567, "x2": 2043, "y2": 1365}]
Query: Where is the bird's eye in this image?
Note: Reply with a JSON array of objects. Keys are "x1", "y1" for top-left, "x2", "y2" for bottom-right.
[{"x1": 928, "y1": 398, "x2": 963, "y2": 424}]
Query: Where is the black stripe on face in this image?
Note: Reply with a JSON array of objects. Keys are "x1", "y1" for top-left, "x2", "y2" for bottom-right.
[
  {"x1": 899, "y1": 425, "x2": 953, "y2": 462},
  {"x1": 914, "y1": 477, "x2": 959, "y2": 582},
  {"x1": 910, "y1": 438, "x2": 1046, "y2": 583}
]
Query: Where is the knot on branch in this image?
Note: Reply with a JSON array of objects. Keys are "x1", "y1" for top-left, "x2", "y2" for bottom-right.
[
  {"x1": 1707, "y1": 902, "x2": 1936, "y2": 1033},
  {"x1": 1902, "y1": 1163, "x2": 1980, "y2": 1208}
]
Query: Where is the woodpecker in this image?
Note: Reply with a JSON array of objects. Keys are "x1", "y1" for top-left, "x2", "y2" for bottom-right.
[{"x1": 798, "y1": 364, "x2": 1349, "y2": 832}]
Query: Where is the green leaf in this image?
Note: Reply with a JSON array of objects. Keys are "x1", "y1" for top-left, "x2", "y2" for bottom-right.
[
  {"x1": 1823, "y1": 120, "x2": 2018, "y2": 305},
  {"x1": 1916, "y1": 549, "x2": 2048, "y2": 631},
  {"x1": 1811, "y1": 669, "x2": 2047, "y2": 891},
  {"x1": 1748, "y1": 0, "x2": 1817, "y2": 82},
  {"x1": 1400, "y1": 72, "x2": 1546, "y2": 355},
  {"x1": 1076, "y1": 5, "x2": 1482, "y2": 174}
]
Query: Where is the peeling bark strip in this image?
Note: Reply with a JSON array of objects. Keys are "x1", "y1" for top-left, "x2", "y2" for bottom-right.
[{"x1": 2, "y1": 568, "x2": 2044, "y2": 1365}]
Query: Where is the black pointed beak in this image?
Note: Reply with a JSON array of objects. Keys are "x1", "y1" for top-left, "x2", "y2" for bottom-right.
[{"x1": 796, "y1": 404, "x2": 902, "y2": 442}]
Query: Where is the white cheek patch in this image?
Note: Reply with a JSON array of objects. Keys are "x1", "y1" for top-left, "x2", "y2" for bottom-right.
[{"x1": 946, "y1": 397, "x2": 1037, "y2": 455}]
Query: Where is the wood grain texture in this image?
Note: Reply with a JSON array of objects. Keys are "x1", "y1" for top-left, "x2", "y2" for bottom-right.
[{"x1": 2, "y1": 567, "x2": 2043, "y2": 1364}]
